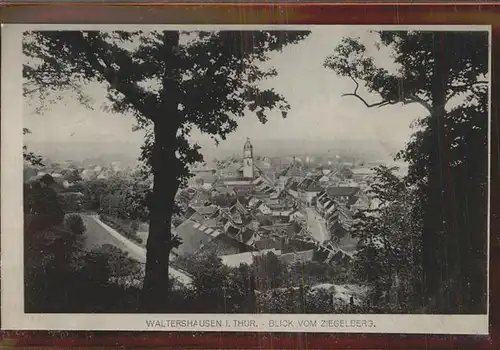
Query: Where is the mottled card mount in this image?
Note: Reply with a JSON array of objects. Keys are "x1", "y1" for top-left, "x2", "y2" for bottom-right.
[{"x1": 0, "y1": 2, "x2": 498, "y2": 349}]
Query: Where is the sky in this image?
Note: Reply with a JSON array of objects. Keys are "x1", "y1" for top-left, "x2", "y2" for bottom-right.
[{"x1": 23, "y1": 27, "x2": 430, "y2": 162}]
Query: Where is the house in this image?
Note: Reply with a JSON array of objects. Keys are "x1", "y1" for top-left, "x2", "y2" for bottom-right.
[
  {"x1": 257, "y1": 202, "x2": 272, "y2": 215},
  {"x1": 172, "y1": 219, "x2": 255, "y2": 258},
  {"x1": 258, "y1": 223, "x2": 293, "y2": 238},
  {"x1": 254, "y1": 237, "x2": 286, "y2": 251},
  {"x1": 320, "y1": 186, "x2": 361, "y2": 205},
  {"x1": 210, "y1": 185, "x2": 237, "y2": 197},
  {"x1": 316, "y1": 191, "x2": 338, "y2": 216},
  {"x1": 237, "y1": 228, "x2": 258, "y2": 245},
  {"x1": 279, "y1": 249, "x2": 315, "y2": 265},
  {"x1": 233, "y1": 185, "x2": 254, "y2": 197},
  {"x1": 351, "y1": 167, "x2": 375, "y2": 182},
  {"x1": 296, "y1": 178, "x2": 323, "y2": 207},
  {"x1": 347, "y1": 191, "x2": 371, "y2": 212},
  {"x1": 317, "y1": 168, "x2": 344, "y2": 185},
  {"x1": 189, "y1": 169, "x2": 217, "y2": 189},
  {"x1": 324, "y1": 205, "x2": 354, "y2": 241},
  {"x1": 277, "y1": 162, "x2": 304, "y2": 189},
  {"x1": 248, "y1": 196, "x2": 263, "y2": 210},
  {"x1": 255, "y1": 183, "x2": 276, "y2": 195},
  {"x1": 289, "y1": 209, "x2": 307, "y2": 222},
  {"x1": 171, "y1": 220, "x2": 219, "y2": 256},
  {"x1": 247, "y1": 219, "x2": 260, "y2": 232},
  {"x1": 252, "y1": 175, "x2": 274, "y2": 188},
  {"x1": 231, "y1": 200, "x2": 249, "y2": 216},
  {"x1": 189, "y1": 189, "x2": 211, "y2": 207},
  {"x1": 255, "y1": 214, "x2": 274, "y2": 226},
  {"x1": 241, "y1": 228, "x2": 259, "y2": 245},
  {"x1": 285, "y1": 178, "x2": 302, "y2": 198},
  {"x1": 228, "y1": 210, "x2": 244, "y2": 225},
  {"x1": 188, "y1": 212, "x2": 218, "y2": 229},
  {"x1": 220, "y1": 248, "x2": 282, "y2": 267},
  {"x1": 187, "y1": 205, "x2": 220, "y2": 219},
  {"x1": 284, "y1": 238, "x2": 317, "y2": 253},
  {"x1": 218, "y1": 162, "x2": 242, "y2": 179}
]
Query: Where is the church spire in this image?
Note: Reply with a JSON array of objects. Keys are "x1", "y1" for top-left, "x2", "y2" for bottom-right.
[{"x1": 243, "y1": 137, "x2": 254, "y2": 178}]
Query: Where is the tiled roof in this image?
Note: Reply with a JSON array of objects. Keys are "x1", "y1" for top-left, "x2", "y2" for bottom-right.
[
  {"x1": 226, "y1": 225, "x2": 240, "y2": 236},
  {"x1": 190, "y1": 205, "x2": 219, "y2": 216},
  {"x1": 298, "y1": 178, "x2": 323, "y2": 192},
  {"x1": 280, "y1": 165, "x2": 303, "y2": 177},
  {"x1": 237, "y1": 196, "x2": 250, "y2": 206},
  {"x1": 211, "y1": 186, "x2": 236, "y2": 195},
  {"x1": 279, "y1": 249, "x2": 315, "y2": 265},
  {"x1": 346, "y1": 195, "x2": 360, "y2": 207},
  {"x1": 288, "y1": 180, "x2": 300, "y2": 191},
  {"x1": 240, "y1": 228, "x2": 256, "y2": 244},
  {"x1": 254, "y1": 238, "x2": 285, "y2": 251},
  {"x1": 235, "y1": 200, "x2": 250, "y2": 213},
  {"x1": 192, "y1": 172, "x2": 217, "y2": 183},
  {"x1": 173, "y1": 219, "x2": 223, "y2": 256},
  {"x1": 187, "y1": 211, "x2": 205, "y2": 223},
  {"x1": 284, "y1": 239, "x2": 316, "y2": 253},
  {"x1": 325, "y1": 186, "x2": 360, "y2": 197},
  {"x1": 256, "y1": 215, "x2": 273, "y2": 226}
]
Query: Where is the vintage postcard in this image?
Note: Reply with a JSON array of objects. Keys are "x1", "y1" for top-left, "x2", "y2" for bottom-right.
[{"x1": 1, "y1": 24, "x2": 491, "y2": 334}]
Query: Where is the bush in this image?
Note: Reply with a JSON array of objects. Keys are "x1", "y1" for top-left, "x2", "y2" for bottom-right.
[
  {"x1": 64, "y1": 214, "x2": 86, "y2": 235},
  {"x1": 99, "y1": 214, "x2": 143, "y2": 245},
  {"x1": 25, "y1": 224, "x2": 143, "y2": 313}
]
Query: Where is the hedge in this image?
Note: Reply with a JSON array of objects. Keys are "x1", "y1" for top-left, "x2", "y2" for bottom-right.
[{"x1": 99, "y1": 214, "x2": 143, "y2": 245}]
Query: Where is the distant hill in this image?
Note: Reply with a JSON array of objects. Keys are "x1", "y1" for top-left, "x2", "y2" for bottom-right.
[
  {"x1": 25, "y1": 141, "x2": 142, "y2": 167},
  {"x1": 197, "y1": 138, "x2": 400, "y2": 163},
  {"x1": 25, "y1": 138, "x2": 400, "y2": 167}
]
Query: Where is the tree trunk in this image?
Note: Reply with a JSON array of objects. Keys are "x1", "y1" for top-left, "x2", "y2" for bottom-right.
[
  {"x1": 141, "y1": 31, "x2": 182, "y2": 312},
  {"x1": 142, "y1": 121, "x2": 179, "y2": 312},
  {"x1": 422, "y1": 32, "x2": 452, "y2": 312}
]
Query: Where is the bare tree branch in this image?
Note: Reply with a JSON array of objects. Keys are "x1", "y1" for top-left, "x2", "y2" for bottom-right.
[
  {"x1": 446, "y1": 81, "x2": 488, "y2": 103},
  {"x1": 404, "y1": 95, "x2": 433, "y2": 114},
  {"x1": 341, "y1": 75, "x2": 394, "y2": 108},
  {"x1": 342, "y1": 75, "x2": 433, "y2": 113},
  {"x1": 23, "y1": 87, "x2": 42, "y2": 96},
  {"x1": 341, "y1": 92, "x2": 393, "y2": 108},
  {"x1": 449, "y1": 81, "x2": 488, "y2": 89}
]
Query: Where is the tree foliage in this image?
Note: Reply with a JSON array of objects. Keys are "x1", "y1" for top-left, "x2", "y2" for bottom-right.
[
  {"x1": 23, "y1": 128, "x2": 44, "y2": 167},
  {"x1": 351, "y1": 166, "x2": 421, "y2": 312},
  {"x1": 24, "y1": 183, "x2": 143, "y2": 313},
  {"x1": 24, "y1": 30, "x2": 309, "y2": 184},
  {"x1": 326, "y1": 31, "x2": 488, "y2": 313},
  {"x1": 24, "y1": 29, "x2": 310, "y2": 310}
]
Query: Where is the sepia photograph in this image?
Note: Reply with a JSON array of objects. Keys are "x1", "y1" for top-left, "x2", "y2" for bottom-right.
[{"x1": 1, "y1": 24, "x2": 490, "y2": 333}]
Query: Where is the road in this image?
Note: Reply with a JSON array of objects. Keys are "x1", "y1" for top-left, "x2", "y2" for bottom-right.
[
  {"x1": 305, "y1": 207, "x2": 330, "y2": 243},
  {"x1": 80, "y1": 214, "x2": 192, "y2": 286}
]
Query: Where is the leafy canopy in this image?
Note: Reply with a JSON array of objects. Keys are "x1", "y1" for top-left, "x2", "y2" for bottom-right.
[
  {"x1": 324, "y1": 31, "x2": 488, "y2": 112},
  {"x1": 24, "y1": 30, "x2": 310, "y2": 186}
]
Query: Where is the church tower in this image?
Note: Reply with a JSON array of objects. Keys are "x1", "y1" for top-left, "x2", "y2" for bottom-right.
[{"x1": 243, "y1": 137, "x2": 254, "y2": 178}]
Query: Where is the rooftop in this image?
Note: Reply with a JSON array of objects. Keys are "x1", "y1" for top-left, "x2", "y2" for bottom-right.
[
  {"x1": 173, "y1": 219, "x2": 223, "y2": 256},
  {"x1": 325, "y1": 186, "x2": 360, "y2": 197},
  {"x1": 190, "y1": 205, "x2": 220, "y2": 216}
]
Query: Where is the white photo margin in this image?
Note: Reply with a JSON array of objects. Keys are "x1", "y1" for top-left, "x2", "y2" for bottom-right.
[{"x1": 1, "y1": 23, "x2": 491, "y2": 335}]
